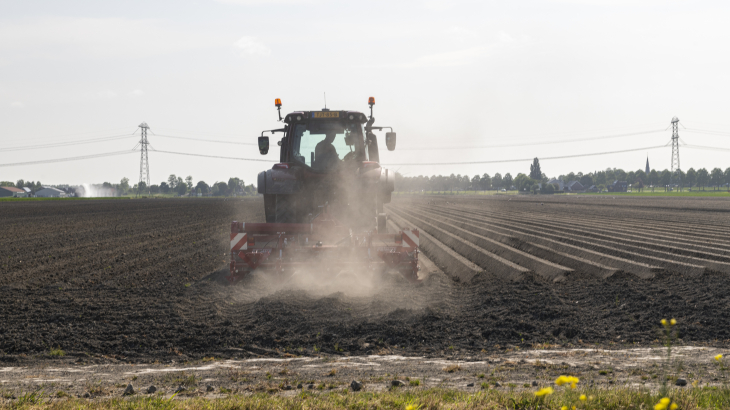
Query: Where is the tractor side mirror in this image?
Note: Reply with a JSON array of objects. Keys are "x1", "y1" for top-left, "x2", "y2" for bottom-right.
[
  {"x1": 385, "y1": 132, "x2": 396, "y2": 151},
  {"x1": 258, "y1": 136, "x2": 269, "y2": 155}
]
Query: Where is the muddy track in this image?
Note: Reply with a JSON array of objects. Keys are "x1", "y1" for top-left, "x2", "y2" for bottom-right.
[{"x1": 1, "y1": 196, "x2": 729, "y2": 364}]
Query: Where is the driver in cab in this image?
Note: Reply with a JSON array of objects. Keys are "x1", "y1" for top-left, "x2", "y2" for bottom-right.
[{"x1": 314, "y1": 132, "x2": 340, "y2": 170}]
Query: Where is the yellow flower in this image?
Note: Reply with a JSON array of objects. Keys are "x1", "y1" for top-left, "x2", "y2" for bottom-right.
[
  {"x1": 715, "y1": 354, "x2": 723, "y2": 362},
  {"x1": 406, "y1": 406, "x2": 415, "y2": 410},
  {"x1": 561, "y1": 407, "x2": 568, "y2": 410},
  {"x1": 670, "y1": 404, "x2": 678, "y2": 410},
  {"x1": 580, "y1": 394, "x2": 587, "y2": 401},
  {"x1": 670, "y1": 318, "x2": 676, "y2": 326},
  {"x1": 535, "y1": 387, "x2": 554, "y2": 397},
  {"x1": 555, "y1": 375, "x2": 579, "y2": 388},
  {"x1": 654, "y1": 397, "x2": 671, "y2": 410},
  {"x1": 661, "y1": 319, "x2": 667, "y2": 326}
]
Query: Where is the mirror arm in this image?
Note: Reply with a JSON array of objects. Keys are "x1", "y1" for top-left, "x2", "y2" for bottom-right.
[{"x1": 260, "y1": 127, "x2": 286, "y2": 137}]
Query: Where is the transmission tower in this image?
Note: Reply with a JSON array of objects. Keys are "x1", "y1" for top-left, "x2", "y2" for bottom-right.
[
  {"x1": 138, "y1": 122, "x2": 150, "y2": 187},
  {"x1": 670, "y1": 116, "x2": 680, "y2": 185}
]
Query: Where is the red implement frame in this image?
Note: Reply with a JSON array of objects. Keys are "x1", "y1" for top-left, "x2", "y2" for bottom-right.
[{"x1": 228, "y1": 210, "x2": 419, "y2": 284}]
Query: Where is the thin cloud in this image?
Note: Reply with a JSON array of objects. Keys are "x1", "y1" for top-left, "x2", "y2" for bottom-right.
[
  {"x1": 233, "y1": 36, "x2": 271, "y2": 56},
  {"x1": 10, "y1": 102, "x2": 24, "y2": 108}
]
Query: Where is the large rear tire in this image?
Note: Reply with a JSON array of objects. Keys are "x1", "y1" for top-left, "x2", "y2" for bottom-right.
[
  {"x1": 264, "y1": 194, "x2": 276, "y2": 223},
  {"x1": 275, "y1": 194, "x2": 296, "y2": 223}
]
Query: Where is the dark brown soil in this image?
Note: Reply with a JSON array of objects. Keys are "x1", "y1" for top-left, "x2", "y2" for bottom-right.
[{"x1": 1, "y1": 196, "x2": 728, "y2": 364}]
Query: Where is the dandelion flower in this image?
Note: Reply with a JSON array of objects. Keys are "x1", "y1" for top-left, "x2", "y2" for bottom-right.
[
  {"x1": 580, "y1": 394, "x2": 587, "y2": 401},
  {"x1": 406, "y1": 406, "x2": 416, "y2": 410},
  {"x1": 670, "y1": 318, "x2": 676, "y2": 326},
  {"x1": 561, "y1": 407, "x2": 568, "y2": 410},
  {"x1": 535, "y1": 387, "x2": 553, "y2": 397},
  {"x1": 670, "y1": 404, "x2": 678, "y2": 410},
  {"x1": 661, "y1": 319, "x2": 667, "y2": 326},
  {"x1": 715, "y1": 354, "x2": 723, "y2": 362},
  {"x1": 654, "y1": 397, "x2": 671, "y2": 410}
]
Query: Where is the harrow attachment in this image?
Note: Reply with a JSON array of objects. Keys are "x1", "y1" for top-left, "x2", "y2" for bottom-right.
[{"x1": 228, "y1": 212, "x2": 420, "y2": 284}]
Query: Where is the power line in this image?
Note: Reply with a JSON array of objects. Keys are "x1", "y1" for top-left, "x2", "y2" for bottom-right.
[
  {"x1": 396, "y1": 129, "x2": 666, "y2": 151},
  {"x1": 0, "y1": 134, "x2": 135, "y2": 152},
  {"x1": 683, "y1": 128, "x2": 730, "y2": 136},
  {"x1": 683, "y1": 144, "x2": 730, "y2": 152},
  {"x1": 382, "y1": 144, "x2": 669, "y2": 166},
  {"x1": 153, "y1": 134, "x2": 256, "y2": 146},
  {"x1": 0, "y1": 150, "x2": 136, "y2": 168},
  {"x1": 150, "y1": 149, "x2": 277, "y2": 162}
]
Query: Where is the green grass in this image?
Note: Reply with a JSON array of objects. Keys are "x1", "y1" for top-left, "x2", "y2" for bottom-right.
[
  {"x1": 0, "y1": 196, "x2": 132, "y2": 202},
  {"x1": 4, "y1": 387, "x2": 730, "y2": 409},
  {"x1": 584, "y1": 190, "x2": 730, "y2": 197},
  {"x1": 395, "y1": 190, "x2": 518, "y2": 196},
  {"x1": 49, "y1": 347, "x2": 65, "y2": 356}
]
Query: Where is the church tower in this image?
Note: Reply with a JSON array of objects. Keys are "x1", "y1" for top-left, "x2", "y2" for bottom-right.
[{"x1": 645, "y1": 156, "x2": 650, "y2": 174}]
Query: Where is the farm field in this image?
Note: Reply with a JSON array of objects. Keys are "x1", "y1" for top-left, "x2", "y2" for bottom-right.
[{"x1": 1, "y1": 195, "x2": 729, "y2": 364}]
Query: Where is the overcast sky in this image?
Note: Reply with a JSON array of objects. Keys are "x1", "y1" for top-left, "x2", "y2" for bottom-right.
[{"x1": 2, "y1": 0, "x2": 730, "y2": 186}]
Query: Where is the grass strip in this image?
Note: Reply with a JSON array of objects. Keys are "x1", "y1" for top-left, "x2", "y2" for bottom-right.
[{"x1": 4, "y1": 386, "x2": 730, "y2": 410}]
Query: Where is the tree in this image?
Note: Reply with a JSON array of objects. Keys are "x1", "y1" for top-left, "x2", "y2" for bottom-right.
[
  {"x1": 529, "y1": 158, "x2": 542, "y2": 180},
  {"x1": 196, "y1": 181, "x2": 209, "y2": 194},
  {"x1": 16, "y1": 179, "x2": 25, "y2": 188},
  {"x1": 149, "y1": 184, "x2": 160, "y2": 194},
  {"x1": 471, "y1": 175, "x2": 480, "y2": 191},
  {"x1": 492, "y1": 173, "x2": 502, "y2": 190},
  {"x1": 102, "y1": 182, "x2": 113, "y2": 188},
  {"x1": 176, "y1": 181, "x2": 188, "y2": 196},
  {"x1": 160, "y1": 182, "x2": 170, "y2": 193},
  {"x1": 659, "y1": 169, "x2": 671, "y2": 191},
  {"x1": 503, "y1": 173, "x2": 513, "y2": 190},
  {"x1": 228, "y1": 177, "x2": 241, "y2": 195},
  {"x1": 697, "y1": 168, "x2": 709, "y2": 190},
  {"x1": 579, "y1": 174, "x2": 593, "y2": 188},
  {"x1": 213, "y1": 181, "x2": 229, "y2": 196},
  {"x1": 138, "y1": 181, "x2": 147, "y2": 195},
  {"x1": 0, "y1": 181, "x2": 15, "y2": 187},
  {"x1": 120, "y1": 177, "x2": 130, "y2": 194},
  {"x1": 614, "y1": 169, "x2": 627, "y2": 182},
  {"x1": 685, "y1": 168, "x2": 697, "y2": 190},
  {"x1": 185, "y1": 176, "x2": 193, "y2": 190},
  {"x1": 168, "y1": 174, "x2": 178, "y2": 188},
  {"x1": 480, "y1": 173, "x2": 491, "y2": 191},
  {"x1": 710, "y1": 168, "x2": 723, "y2": 190},
  {"x1": 725, "y1": 167, "x2": 730, "y2": 189}
]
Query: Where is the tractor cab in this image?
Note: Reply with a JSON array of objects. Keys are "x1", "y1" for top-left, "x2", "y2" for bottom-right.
[{"x1": 256, "y1": 98, "x2": 396, "y2": 231}]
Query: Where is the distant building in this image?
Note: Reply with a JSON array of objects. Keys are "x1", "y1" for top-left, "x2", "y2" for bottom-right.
[
  {"x1": 608, "y1": 180, "x2": 628, "y2": 192},
  {"x1": 36, "y1": 187, "x2": 67, "y2": 198},
  {"x1": 0, "y1": 186, "x2": 26, "y2": 197},
  {"x1": 645, "y1": 156, "x2": 650, "y2": 174},
  {"x1": 587, "y1": 185, "x2": 599, "y2": 192},
  {"x1": 566, "y1": 181, "x2": 584, "y2": 192},
  {"x1": 547, "y1": 178, "x2": 565, "y2": 191}
]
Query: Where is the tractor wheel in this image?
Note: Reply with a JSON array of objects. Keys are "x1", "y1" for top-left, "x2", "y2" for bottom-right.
[
  {"x1": 275, "y1": 194, "x2": 296, "y2": 223},
  {"x1": 264, "y1": 194, "x2": 276, "y2": 223}
]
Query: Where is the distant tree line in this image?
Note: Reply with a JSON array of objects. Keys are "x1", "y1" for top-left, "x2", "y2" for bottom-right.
[
  {"x1": 136, "y1": 175, "x2": 255, "y2": 196},
  {"x1": 395, "y1": 159, "x2": 730, "y2": 193}
]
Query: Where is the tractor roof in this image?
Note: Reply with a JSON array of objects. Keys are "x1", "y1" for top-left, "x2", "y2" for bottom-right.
[{"x1": 283, "y1": 110, "x2": 368, "y2": 124}]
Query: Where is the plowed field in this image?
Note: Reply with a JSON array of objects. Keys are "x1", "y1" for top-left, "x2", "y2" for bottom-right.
[{"x1": 1, "y1": 195, "x2": 729, "y2": 364}]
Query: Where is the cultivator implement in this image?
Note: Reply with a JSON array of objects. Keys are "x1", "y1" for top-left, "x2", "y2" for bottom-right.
[{"x1": 228, "y1": 210, "x2": 420, "y2": 284}]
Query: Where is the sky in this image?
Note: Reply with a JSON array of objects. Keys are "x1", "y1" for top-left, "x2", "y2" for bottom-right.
[{"x1": 1, "y1": 0, "x2": 730, "y2": 186}]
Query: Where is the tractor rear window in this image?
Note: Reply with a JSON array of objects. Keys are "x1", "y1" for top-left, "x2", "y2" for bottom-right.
[{"x1": 291, "y1": 121, "x2": 361, "y2": 171}]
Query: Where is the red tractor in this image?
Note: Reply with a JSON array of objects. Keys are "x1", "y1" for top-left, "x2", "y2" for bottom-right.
[{"x1": 227, "y1": 97, "x2": 420, "y2": 284}]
